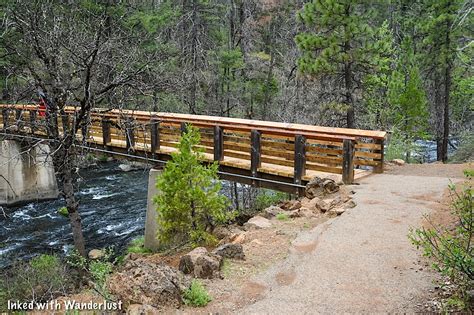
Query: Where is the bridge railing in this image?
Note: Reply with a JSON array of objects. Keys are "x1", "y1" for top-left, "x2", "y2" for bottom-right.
[{"x1": 0, "y1": 104, "x2": 386, "y2": 186}]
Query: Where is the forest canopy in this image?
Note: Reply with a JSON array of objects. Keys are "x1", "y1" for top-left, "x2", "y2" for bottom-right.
[{"x1": 0, "y1": 0, "x2": 472, "y2": 162}]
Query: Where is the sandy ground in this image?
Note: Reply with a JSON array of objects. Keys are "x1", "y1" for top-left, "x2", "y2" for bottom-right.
[{"x1": 198, "y1": 164, "x2": 471, "y2": 314}]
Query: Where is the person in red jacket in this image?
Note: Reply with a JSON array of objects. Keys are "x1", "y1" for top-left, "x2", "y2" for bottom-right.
[
  {"x1": 38, "y1": 97, "x2": 47, "y2": 117},
  {"x1": 38, "y1": 91, "x2": 47, "y2": 117}
]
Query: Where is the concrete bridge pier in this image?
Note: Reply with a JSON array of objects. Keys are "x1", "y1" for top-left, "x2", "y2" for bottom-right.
[
  {"x1": 144, "y1": 168, "x2": 162, "y2": 251},
  {"x1": 0, "y1": 139, "x2": 59, "y2": 206}
]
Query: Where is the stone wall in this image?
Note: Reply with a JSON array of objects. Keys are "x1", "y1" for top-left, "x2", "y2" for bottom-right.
[{"x1": 0, "y1": 140, "x2": 59, "y2": 206}]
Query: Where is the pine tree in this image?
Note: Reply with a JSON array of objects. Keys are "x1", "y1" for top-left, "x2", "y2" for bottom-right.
[
  {"x1": 421, "y1": 0, "x2": 463, "y2": 162},
  {"x1": 388, "y1": 38, "x2": 429, "y2": 160},
  {"x1": 154, "y1": 125, "x2": 230, "y2": 247},
  {"x1": 295, "y1": 0, "x2": 386, "y2": 128}
]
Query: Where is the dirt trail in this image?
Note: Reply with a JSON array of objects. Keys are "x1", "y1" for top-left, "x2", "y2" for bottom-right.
[{"x1": 236, "y1": 164, "x2": 469, "y2": 314}]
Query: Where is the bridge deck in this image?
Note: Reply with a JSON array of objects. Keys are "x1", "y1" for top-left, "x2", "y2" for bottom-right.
[{"x1": 0, "y1": 104, "x2": 386, "y2": 193}]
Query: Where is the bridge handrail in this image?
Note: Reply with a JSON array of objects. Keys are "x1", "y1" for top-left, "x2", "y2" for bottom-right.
[{"x1": 0, "y1": 103, "x2": 386, "y2": 188}]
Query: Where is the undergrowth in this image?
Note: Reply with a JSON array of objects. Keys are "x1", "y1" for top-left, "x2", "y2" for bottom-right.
[
  {"x1": 183, "y1": 280, "x2": 212, "y2": 307},
  {"x1": 409, "y1": 170, "x2": 473, "y2": 311}
]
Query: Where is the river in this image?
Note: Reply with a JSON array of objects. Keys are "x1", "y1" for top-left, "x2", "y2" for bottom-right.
[{"x1": 0, "y1": 162, "x2": 150, "y2": 268}]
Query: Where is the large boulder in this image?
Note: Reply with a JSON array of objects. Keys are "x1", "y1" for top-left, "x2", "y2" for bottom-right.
[
  {"x1": 179, "y1": 247, "x2": 222, "y2": 279},
  {"x1": 212, "y1": 243, "x2": 245, "y2": 260},
  {"x1": 244, "y1": 215, "x2": 272, "y2": 230},
  {"x1": 108, "y1": 259, "x2": 187, "y2": 309},
  {"x1": 305, "y1": 177, "x2": 340, "y2": 199}
]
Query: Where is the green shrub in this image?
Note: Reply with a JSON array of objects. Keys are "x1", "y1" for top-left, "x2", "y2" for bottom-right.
[
  {"x1": 183, "y1": 280, "x2": 212, "y2": 307},
  {"x1": 254, "y1": 190, "x2": 286, "y2": 211},
  {"x1": 409, "y1": 170, "x2": 473, "y2": 308},
  {"x1": 276, "y1": 213, "x2": 289, "y2": 221},
  {"x1": 126, "y1": 236, "x2": 151, "y2": 254},
  {"x1": 154, "y1": 125, "x2": 232, "y2": 247},
  {"x1": 385, "y1": 130, "x2": 425, "y2": 163},
  {"x1": 89, "y1": 260, "x2": 113, "y2": 296},
  {"x1": 58, "y1": 206, "x2": 69, "y2": 217},
  {"x1": 66, "y1": 248, "x2": 114, "y2": 299},
  {"x1": 0, "y1": 254, "x2": 73, "y2": 311},
  {"x1": 450, "y1": 133, "x2": 474, "y2": 163}
]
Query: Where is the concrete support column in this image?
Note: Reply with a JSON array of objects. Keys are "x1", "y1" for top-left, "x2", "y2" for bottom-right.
[
  {"x1": 144, "y1": 168, "x2": 162, "y2": 251},
  {"x1": 0, "y1": 140, "x2": 59, "y2": 206}
]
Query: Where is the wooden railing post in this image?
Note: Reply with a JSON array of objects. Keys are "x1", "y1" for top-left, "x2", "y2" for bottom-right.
[
  {"x1": 294, "y1": 134, "x2": 306, "y2": 186},
  {"x1": 61, "y1": 113, "x2": 69, "y2": 133},
  {"x1": 214, "y1": 126, "x2": 224, "y2": 162},
  {"x1": 373, "y1": 139, "x2": 384, "y2": 173},
  {"x1": 15, "y1": 109, "x2": 22, "y2": 130},
  {"x1": 150, "y1": 118, "x2": 160, "y2": 156},
  {"x1": 101, "y1": 118, "x2": 111, "y2": 146},
  {"x1": 29, "y1": 110, "x2": 37, "y2": 134},
  {"x1": 250, "y1": 130, "x2": 262, "y2": 180},
  {"x1": 180, "y1": 122, "x2": 187, "y2": 134},
  {"x1": 126, "y1": 118, "x2": 135, "y2": 151},
  {"x1": 2, "y1": 108, "x2": 9, "y2": 131},
  {"x1": 342, "y1": 139, "x2": 355, "y2": 184}
]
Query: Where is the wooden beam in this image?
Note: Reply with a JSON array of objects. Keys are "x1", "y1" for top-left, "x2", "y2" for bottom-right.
[
  {"x1": 214, "y1": 126, "x2": 224, "y2": 161},
  {"x1": 373, "y1": 139, "x2": 384, "y2": 173},
  {"x1": 250, "y1": 130, "x2": 261, "y2": 180},
  {"x1": 294, "y1": 134, "x2": 306, "y2": 186},
  {"x1": 150, "y1": 118, "x2": 160, "y2": 155},
  {"x1": 342, "y1": 139, "x2": 355, "y2": 184}
]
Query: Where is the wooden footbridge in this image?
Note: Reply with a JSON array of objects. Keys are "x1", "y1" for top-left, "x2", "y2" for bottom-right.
[{"x1": 0, "y1": 104, "x2": 386, "y2": 193}]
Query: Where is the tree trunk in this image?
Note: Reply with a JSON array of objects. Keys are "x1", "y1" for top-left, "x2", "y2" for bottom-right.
[
  {"x1": 63, "y1": 167, "x2": 86, "y2": 256},
  {"x1": 344, "y1": 62, "x2": 355, "y2": 128},
  {"x1": 441, "y1": 19, "x2": 452, "y2": 163}
]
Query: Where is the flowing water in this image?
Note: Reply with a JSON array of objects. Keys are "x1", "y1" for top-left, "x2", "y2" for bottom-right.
[{"x1": 0, "y1": 162, "x2": 150, "y2": 268}]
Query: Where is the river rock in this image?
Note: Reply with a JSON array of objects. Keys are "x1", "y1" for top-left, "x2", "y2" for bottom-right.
[
  {"x1": 179, "y1": 247, "x2": 222, "y2": 279},
  {"x1": 344, "y1": 199, "x2": 357, "y2": 208},
  {"x1": 212, "y1": 243, "x2": 245, "y2": 260},
  {"x1": 88, "y1": 249, "x2": 105, "y2": 260},
  {"x1": 392, "y1": 159, "x2": 406, "y2": 166},
  {"x1": 279, "y1": 200, "x2": 302, "y2": 211},
  {"x1": 108, "y1": 259, "x2": 187, "y2": 309},
  {"x1": 289, "y1": 207, "x2": 314, "y2": 218},
  {"x1": 118, "y1": 164, "x2": 133, "y2": 172},
  {"x1": 231, "y1": 232, "x2": 247, "y2": 244},
  {"x1": 244, "y1": 215, "x2": 272, "y2": 230},
  {"x1": 305, "y1": 177, "x2": 339, "y2": 199},
  {"x1": 263, "y1": 205, "x2": 284, "y2": 218},
  {"x1": 328, "y1": 207, "x2": 346, "y2": 216},
  {"x1": 127, "y1": 304, "x2": 159, "y2": 314}
]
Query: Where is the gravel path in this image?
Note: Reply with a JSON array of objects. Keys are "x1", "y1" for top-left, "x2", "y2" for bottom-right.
[{"x1": 241, "y1": 170, "x2": 463, "y2": 314}]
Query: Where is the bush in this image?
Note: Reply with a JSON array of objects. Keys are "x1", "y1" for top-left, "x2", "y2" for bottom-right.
[
  {"x1": 254, "y1": 190, "x2": 286, "y2": 211},
  {"x1": 409, "y1": 170, "x2": 473, "y2": 308},
  {"x1": 0, "y1": 254, "x2": 73, "y2": 311},
  {"x1": 66, "y1": 248, "x2": 114, "y2": 299},
  {"x1": 276, "y1": 213, "x2": 289, "y2": 221},
  {"x1": 154, "y1": 125, "x2": 231, "y2": 247},
  {"x1": 126, "y1": 236, "x2": 151, "y2": 254},
  {"x1": 450, "y1": 133, "x2": 474, "y2": 163},
  {"x1": 385, "y1": 130, "x2": 425, "y2": 163},
  {"x1": 183, "y1": 280, "x2": 212, "y2": 307}
]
